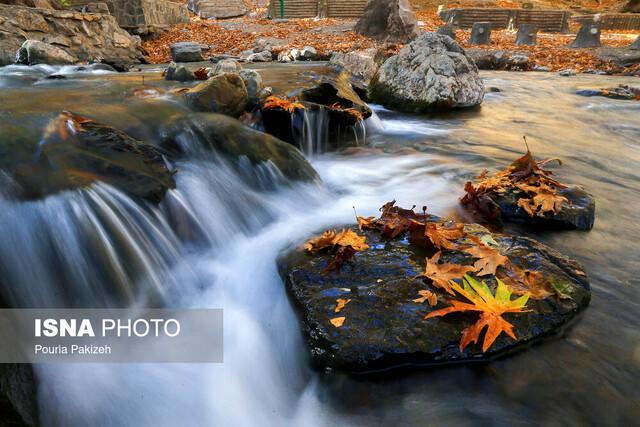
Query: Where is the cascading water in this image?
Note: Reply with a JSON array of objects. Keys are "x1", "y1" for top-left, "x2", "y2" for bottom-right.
[{"x1": 299, "y1": 106, "x2": 330, "y2": 156}]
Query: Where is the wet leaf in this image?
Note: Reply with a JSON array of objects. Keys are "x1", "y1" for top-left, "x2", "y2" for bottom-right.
[
  {"x1": 335, "y1": 298, "x2": 352, "y2": 313},
  {"x1": 462, "y1": 236, "x2": 509, "y2": 276},
  {"x1": 423, "y1": 251, "x2": 476, "y2": 295},
  {"x1": 425, "y1": 274, "x2": 530, "y2": 352},
  {"x1": 330, "y1": 317, "x2": 346, "y2": 327},
  {"x1": 551, "y1": 280, "x2": 573, "y2": 300},
  {"x1": 413, "y1": 290, "x2": 438, "y2": 306},
  {"x1": 322, "y1": 245, "x2": 356, "y2": 275}
]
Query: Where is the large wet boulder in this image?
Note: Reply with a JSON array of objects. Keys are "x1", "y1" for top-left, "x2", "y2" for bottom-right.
[
  {"x1": 370, "y1": 33, "x2": 484, "y2": 112},
  {"x1": 184, "y1": 73, "x2": 249, "y2": 116},
  {"x1": 35, "y1": 112, "x2": 176, "y2": 203},
  {"x1": 16, "y1": 40, "x2": 78, "y2": 65},
  {"x1": 239, "y1": 69, "x2": 269, "y2": 107},
  {"x1": 354, "y1": 0, "x2": 418, "y2": 43},
  {"x1": 278, "y1": 222, "x2": 590, "y2": 372},
  {"x1": 162, "y1": 113, "x2": 318, "y2": 183},
  {"x1": 0, "y1": 5, "x2": 144, "y2": 67},
  {"x1": 490, "y1": 186, "x2": 595, "y2": 230}
]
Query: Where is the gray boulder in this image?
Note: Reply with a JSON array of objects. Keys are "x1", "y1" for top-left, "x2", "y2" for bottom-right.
[
  {"x1": 15, "y1": 40, "x2": 78, "y2": 66},
  {"x1": 170, "y1": 42, "x2": 203, "y2": 63},
  {"x1": 466, "y1": 49, "x2": 529, "y2": 71},
  {"x1": 184, "y1": 73, "x2": 248, "y2": 117},
  {"x1": 631, "y1": 36, "x2": 640, "y2": 50},
  {"x1": 210, "y1": 58, "x2": 243, "y2": 76},
  {"x1": 370, "y1": 33, "x2": 484, "y2": 113},
  {"x1": 165, "y1": 62, "x2": 196, "y2": 82},
  {"x1": 239, "y1": 69, "x2": 267, "y2": 106},
  {"x1": 354, "y1": 0, "x2": 418, "y2": 43},
  {"x1": 300, "y1": 46, "x2": 318, "y2": 60},
  {"x1": 245, "y1": 50, "x2": 273, "y2": 63},
  {"x1": 329, "y1": 48, "x2": 386, "y2": 85}
]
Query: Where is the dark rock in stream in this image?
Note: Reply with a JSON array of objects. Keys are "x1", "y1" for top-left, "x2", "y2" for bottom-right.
[
  {"x1": 16, "y1": 40, "x2": 78, "y2": 66},
  {"x1": 490, "y1": 186, "x2": 596, "y2": 230},
  {"x1": 165, "y1": 62, "x2": 196, "y2": 82},
  {"x1": 278, "y1": 223, "x2": 590, "y2": 373},
  {"x1": 31, "y1": 112, "x2": 176, "y2": 203},
  {"x1": 162, "y1": 113, "x2": 319, "y2": 183}
]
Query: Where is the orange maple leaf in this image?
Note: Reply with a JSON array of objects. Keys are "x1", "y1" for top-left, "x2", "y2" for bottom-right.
[
  {"x1": 425, "y1": 275, "x2": 530, "y2": 352},
  {"x1": 462, "y1": 236, "x2": 509, "y2": 276}
]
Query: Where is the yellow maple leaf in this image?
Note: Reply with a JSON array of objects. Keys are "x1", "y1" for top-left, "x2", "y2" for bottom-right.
[
  {"x1": 425, "y1": 274, "x2": 530, "y2": 352},
  {"x1": 330, "y1": 317, "x2": 346, "y2": 327}
]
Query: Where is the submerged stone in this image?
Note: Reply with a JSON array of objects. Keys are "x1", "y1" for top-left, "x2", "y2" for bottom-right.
[{"x1": 278, "y1": 224, "x2": 590, "y2": 373}]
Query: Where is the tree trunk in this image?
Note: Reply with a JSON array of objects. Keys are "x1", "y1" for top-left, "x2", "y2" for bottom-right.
[
  {"x1": 571, "y1": 23, "x2": 601, "y2": 48},
  {"x1": 470, "y1": 22, "x2": 491, "y2": 45},
  {"x1": 515, "y1": 24, "x2": 537, "y2": 46}
]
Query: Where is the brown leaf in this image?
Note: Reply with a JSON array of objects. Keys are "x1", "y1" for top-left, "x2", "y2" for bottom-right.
[
  {"x1": 423, "y1": 252, "x2": 476, "y2": 295},
  {"x1": 462, "y1": 236, "x2": 509, "y2": 276},
  {"x1": 322, "y1": 245, "x2": 356, "y2": 275},
  {"x1": 413, "y1": 290, "x2": 438, "y2": 306}
]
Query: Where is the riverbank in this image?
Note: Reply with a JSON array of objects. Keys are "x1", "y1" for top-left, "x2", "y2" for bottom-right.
[{"x1": 143, "y1": 11, "x2": 639, "y2": 74}]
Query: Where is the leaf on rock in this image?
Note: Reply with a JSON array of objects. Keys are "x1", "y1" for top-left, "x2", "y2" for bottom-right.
[
  {"x1": 550, "y1": 280, "x2": 573, "y2": 300},
  {"x1": 426, "y1": 222, "x2": 465, "y2": 250},
  {"x1": 498, "y1": 266, "x2": 554, "y2": 300},
  {"x1": 462, "y1": 236, "x2": 509, "y2": 276},
  {"x1": 335, "y1": 298, "x2": 352, "y2": 313},
  {"x1": 423, "y1": 251, "x2": 476, "y2": 295},
  {"x1": 330, "y1": 317, "x2": 346, "y2": 327},
  {"x1": 263, "y1": 96, "x2": 304, "y2": 113},
  {"x1": 425, "y1": 274, "x2": 530, "y2": 352},
  {"x1": 356, "y1": 216, "x2": 376, "y2": 231},
  {"x1": 304, "y1": 229, "x2": 369, "y2": 253},
  {"x1": 322, "y1": 245, "x2": 357, "y2": 275},
  {"x1": 194, "y1": 67, "x2": 209, "y2": 80},
  {"x1": 304, "y1": 230, "x2": 337, "y2": 252},
  {"x1": 413, "y1": 290, "x2": 438, "y2": 306}
]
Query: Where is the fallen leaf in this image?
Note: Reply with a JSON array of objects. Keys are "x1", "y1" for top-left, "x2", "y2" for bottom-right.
[
  {"x1": 322, "y1": 245, "x2": 356, "y2": 275},
  {"x1": 413, "y1": 290, "x2": 438, "y2": 306},
  {"x1": 425, "y1": 222, "x2": 465, "y2": 250},
  {"x1": 498, "y1": 266, "x2": 554, "y2": 300},
  {"x1": 335, "y1": 298, "x2": 352, "y2": 313},
  {"x1": 330, "y1": 317, "x2": 346, "y2": 327},
  {"x1": 425, "y1": 274, "x2": 530, "y2": 352},
  {"x1": 423, "y1": 251, "x2": 476, "y2": 295},
  {"x1": 550, "y1": 280, "x2": 573, "y2": 300},
  {"x1": 462, "y1": 236, "x2": 509, "y2": 276}
]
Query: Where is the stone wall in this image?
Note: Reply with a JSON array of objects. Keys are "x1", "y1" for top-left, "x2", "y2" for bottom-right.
[
  {"x1": 69, "y1": 0, "x2": 189, "y2": 34},
  {"x1": 0, "y1": 5, "x2": 145, "y2": 66}
]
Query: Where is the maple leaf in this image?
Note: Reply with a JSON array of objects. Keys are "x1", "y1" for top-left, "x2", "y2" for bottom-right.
[
  {"x1": 462, "y1": 236, "x2": 509, "y2": 276},
  {"x1": 375, "y1": 201, "x2": 425, "y2": 238},
  {"x1": 193, "y1": 67, "x2": 209, "y2": 80},
  {"x1": 423, "y1": 252, "x2": 476, "y2": 295},
  {"x1": 425, "y1": 275, "x2": 530, "y2": 352},
  {"x1": 322, "y1": 246, "x2": 356, "y2": 275},
  {"x1": 304, "y1": 230, "x2": 337, "y2": 252},
  {"x1": 330, "y1": 317, "x2": 345, "y2": 327},
  {"x1": 426, "y1": 222, "x2": 465, "y2": 250},
  {"x1": 413, "y1": 290, "x2": 438, "y2": 306},
  {"x1": 304, "y1": 229, "x2": 369, "y2": 252},
  {"x1": 263, "y1": 96, "x2": 304, "y2": 114},
  {"x1": 498, "y1": 265, "x2": 554, "y2": 300},
  {"x1": 335, "y1": 298, "x2": 352, "y2": 313},
  {"x1": 356, "y1": 216, "x2": 376, "y2": 231}
]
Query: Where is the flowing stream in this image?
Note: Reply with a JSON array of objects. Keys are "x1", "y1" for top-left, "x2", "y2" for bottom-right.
[{"x1": 0, "y1": 63, "x2": 638, "y2": 426}]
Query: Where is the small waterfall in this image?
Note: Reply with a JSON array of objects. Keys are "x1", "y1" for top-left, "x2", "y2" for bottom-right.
[
  {"x1": 365, "y1": 109, "x2": 385, "y2": 133},
  {"x1": 300, "y1": 106, "x2": 329, "y2": 156}
]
